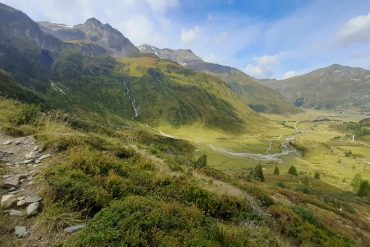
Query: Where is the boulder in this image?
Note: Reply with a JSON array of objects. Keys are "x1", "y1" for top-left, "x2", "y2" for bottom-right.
[
  {"x1": 15, "y1": 226, "x2": 27, "y2": 238},
  {"x1": 1, "y1": 195, "x2": 17, "y2": 209},
  {"x1": 10, "y1": 209, "x2": 25, "y2": 217},
  {"x1": 37, "y1": 154, "x2": 51, "y2": 161},
  {"x1": 24, "y1": 196, "x2": 42, "y2": 204},
  {"x1": 3, "y1": 140, "x2": 12, "y2": 145},
  {"x1": 4, "y1": 176, "x2": 20, "y2": 188},
  {"x1": 22, "y1": 159, "x2": 33, "y2": 164},
  {"x1": 64, "y1": 224, "x2": 86, "y2": 234},
  {"x1": 17, "y1": 199, "x2": 26, "y2": 207},
  {"x1": 26, "y1": 202, "x2": 40, "y2": 216},
  {"x1": 25, "y1": 151, "x2": 37, "y2": 159}
]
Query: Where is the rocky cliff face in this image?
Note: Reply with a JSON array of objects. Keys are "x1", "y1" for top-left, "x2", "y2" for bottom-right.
[
  {"x1": 40, "y1": 18, "x2": 140, "y2": 57},
  {"x1": 139, "y1": 45, "x2": 202, "y2": 65}
]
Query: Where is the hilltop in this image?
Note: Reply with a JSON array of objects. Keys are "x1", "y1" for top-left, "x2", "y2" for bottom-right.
[{"x1": 260, "y1": 64, "x2": 370, "y2": 111}]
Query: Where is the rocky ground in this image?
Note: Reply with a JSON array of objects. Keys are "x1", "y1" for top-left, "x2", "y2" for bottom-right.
[{"x1": 0, "y1": 134, "x2": 51, "y2": 245}]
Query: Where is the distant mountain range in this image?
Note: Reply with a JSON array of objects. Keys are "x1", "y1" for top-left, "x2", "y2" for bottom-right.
[
  {"x1": 139, "y1": 45, "x2": 299, "y2": 114},
  {"x1": 259, "y1": 64, "x2": 370, "y2": 111},
  {"x1": 0, "y1": 2, "x2": 268, "y2": 133}
]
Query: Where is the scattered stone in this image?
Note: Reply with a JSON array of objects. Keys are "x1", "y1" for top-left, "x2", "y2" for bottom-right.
[
  {"x1": 34, "y1": 145, "x2": 39, "y2": 151},
  {"x1": 24, "y1": 196, "x2": 42, "y2": 204},
  {"x1": 22, "y1": 159, "x2": 33, "y2": 164},
  {"x1": 4, "y1": 176, "x2": 20, "y2": 188},
  {"x1": 1, "y1": 195, "x2": 17, "y2": 209},
  {"x1": 3, "y1": 175, "x2": 11, "y2": 179},
  {"x1": 64, "y1": 224, "x2": 86, "y2": 234},
  {"x1": 26, "y1": 202, "x2": 40, "y2": 216},
  {"x1": 27, "y1": 164, "x2": 33, "y2": 167},
  {"x1": 9, "y1": 190, "x2": 19, "y2": 195},
  {"x1": 38, "y1": 154, "x2": 51, "y2": 161},
  {"x1": 35, "y1": 159, "x2": 41, "y2": 164},
  {"x1": 14, "y1": 139, "x2": 23, "y2": 145},
  {"x1": 25, "y1": 151, "x2": 37, "y2": 159},
  {"x1": 15, "y1": 226, "x2": 27, "y2": 238},
  {"x1": 17, "y1": 200, "x2": 26, "y2": 207},
  {"x1": 5, "y1": 162, "x2": 14, "y2": 166},
  {"x1": 17, "y1": 196, "x2": 25, "y2": 201},
  {"x1": 8, "y1": 187, "x2": 17, "y2": 192},
  {"x1": 10, "y1": 209, "x2": 25, "y2": 217},
  {"x1": 3, "y1": 140, "x2": 12, "y2": 145}
]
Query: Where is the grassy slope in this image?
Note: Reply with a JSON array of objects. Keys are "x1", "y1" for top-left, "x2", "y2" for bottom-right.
[
  {"x1": 0, "y1": 97, "x2": 369, "y2": 246},
  {"x1": 44, "y1": 51, "x2": 264, "y2": 134},
  {"x1": 202, "y1": 68, "x2": 300, "y2": 114}
]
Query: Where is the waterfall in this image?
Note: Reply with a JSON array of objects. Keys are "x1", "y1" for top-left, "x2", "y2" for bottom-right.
[{"x1": 122, "y1": 78, "x2": 139, "y2": 118}]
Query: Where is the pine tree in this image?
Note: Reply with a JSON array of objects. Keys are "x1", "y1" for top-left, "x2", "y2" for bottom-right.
[
  {"x1": 255, "y1": 164, "x2": 265, "y2": 182},
  {"x1": 351, "y1": 174, "x2": 363, "y2": 192},
  {"x1": 314, "y1": 172, "x2": 320, "y2": 180},
  {"x1": 288, "y1": 165, "x2": 298, "y2": 176},
  {"x1": 193, "y1": 154, "x2": 207, "y2": 168},
  {"x1": 274, "y1": 166, "x2": 280, "y2": 175},
  {"x1": 357, "y1": 180, "x2": 369, "y2": 197}
]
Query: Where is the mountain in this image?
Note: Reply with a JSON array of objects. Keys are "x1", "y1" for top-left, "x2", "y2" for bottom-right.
[
  {"x1": 39, "y1": 18, "x2": 140, "y2": 57},
  {"x1": 0, "y1": 3, "x2": 62, "y2": 88},
  {"x1": 0, "y1": 3, "x2": 260, "y2": 133},
  {"x1": 139, "y1": 44, "x2": 299, "y2": 114},
  {"x1": 260, "y1": 64, "x2": 370, "y2": 110}
]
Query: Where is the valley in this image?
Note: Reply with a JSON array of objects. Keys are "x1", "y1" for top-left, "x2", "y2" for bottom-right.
[
  {"x1": 0, "y1": 2, "x2": 369, "y2": 246},
  {"x1": 155, "y1": 110, "x2": 370, "y2": 190}
]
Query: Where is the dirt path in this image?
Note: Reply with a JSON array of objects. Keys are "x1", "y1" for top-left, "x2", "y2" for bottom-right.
[{"x1": 0, "y1": 134, "x2": 51, "y2": 245}]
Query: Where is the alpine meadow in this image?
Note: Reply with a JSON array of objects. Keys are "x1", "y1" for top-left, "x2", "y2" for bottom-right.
[{"x1": 0, "y1": 1, "x2": 369, "y2": 246}]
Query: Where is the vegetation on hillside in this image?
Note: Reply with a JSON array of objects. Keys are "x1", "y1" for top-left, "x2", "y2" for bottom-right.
[{"x1": 2, "y1": 97, "x2": 368, "y2": 246}]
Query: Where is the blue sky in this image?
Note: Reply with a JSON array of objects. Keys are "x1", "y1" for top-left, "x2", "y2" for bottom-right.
[{"x1": 2, "y1": 0, "x2": 370, "y2": 79}]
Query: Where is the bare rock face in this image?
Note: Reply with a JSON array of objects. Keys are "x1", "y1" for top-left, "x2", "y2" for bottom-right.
[{"x1": 39, "y1": 18, "x2": 140, "y2": 57}]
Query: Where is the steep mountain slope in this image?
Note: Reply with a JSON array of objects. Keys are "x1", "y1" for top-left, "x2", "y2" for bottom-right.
[
  {"x1": 0, "y1": 3, "x2": 261, "y2": 133},
  {"x1": 139, "y1": 45, "x2": 299, "y2": 114},
  {"x1": 0, "y1": 70, "x2": 45, "y2": 106},
  {"x1": 0, "y1": 3, "x2": 62, "y2": 88},
  {"x1": 261, "y1": 64, "x2": 370, "y2": 110},
  {"x1": 39, "y1": 18, "x2": 140, "y2": 57}
]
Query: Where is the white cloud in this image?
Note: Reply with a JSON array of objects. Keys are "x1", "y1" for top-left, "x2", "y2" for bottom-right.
[
  {"x1": 282, "y1": 71, "x2": 296, "y2": 79},
  {"x1": 338, "y1": 12, "x2": 370, "y2": 46},
  {"x1": 215, "y1": 32, "x2": 228, "y2": 45},
  {"x1": 244, "y1": 55, "x2": 280, "y2": 78},
  {"x1": 181, "y1": 26, "x2": 201, "y2": 45},
  {"x1": 120, "y1": 15, "x2": 156, "y2": 45},
  {"x1": 144, "y1": 0, "x2": 179, "y2": 14}
]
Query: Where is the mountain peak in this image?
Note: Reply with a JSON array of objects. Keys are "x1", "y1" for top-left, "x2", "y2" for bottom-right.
[
  {"x1": 85, "y1": 17, "x2": 103, "y2": 26},
  {"x1": 138, "y1": 45, "x2": 202, "y2": 64}
]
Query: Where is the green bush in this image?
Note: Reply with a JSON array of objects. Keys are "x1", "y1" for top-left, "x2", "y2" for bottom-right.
[
  {"x1": 274, "y1": 166, "x2": 280, "y2": 175},
  {"x1": 357, "y1": 180, "x2": 369, "y2": 197},
  {"x1": 193, "y1": 154, "x2": 208, "y2": 168},
  {"x1": 68, "y1": 196, "x2": 216, "y2": 247},
  {"x1": 288, "y1": 165, "x2": 298, "y2": 176}
]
